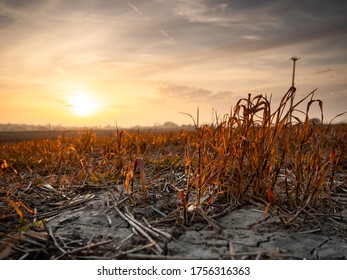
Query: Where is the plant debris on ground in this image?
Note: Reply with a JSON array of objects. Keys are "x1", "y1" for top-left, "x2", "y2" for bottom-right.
[{"x1": 0, "y1": 87, "x2": 346, "y2": 259}]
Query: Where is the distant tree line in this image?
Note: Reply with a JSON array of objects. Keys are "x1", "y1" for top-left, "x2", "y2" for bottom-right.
[{"x1": 0, "y1": 122, "x2": 194, "y2": 132}]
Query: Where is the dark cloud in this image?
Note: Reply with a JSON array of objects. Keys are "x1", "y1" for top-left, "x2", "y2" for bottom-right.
[
  {"x1": 315, "y1": 68, "x2": 333, "y2": 75},
  {"x1": 0, "y1": 14, "x2": 14, "y2": 28},
  {"x1": 1, "y1": 0, "x2": 345, "y2": 59},
  {"x1": 171, "y1": 0, "x2": 347, "y2": 46},
  {"x1": 2, "y1": 0, "x2": 38, "y2": 9}
]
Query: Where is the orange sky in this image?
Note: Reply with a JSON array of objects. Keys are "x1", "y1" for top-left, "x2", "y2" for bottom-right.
[{"x1": 1, "y1": 0, "x2": 347, "y2": 128}]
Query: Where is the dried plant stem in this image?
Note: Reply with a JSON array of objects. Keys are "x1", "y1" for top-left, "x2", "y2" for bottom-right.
[
  {"x1": 56, "y1": 240, "x2": 113, "y2": 260},
  {"x1": 114, "y1": 207, "x2": 162, "y2": 255},
  {"x1": 47, "y1": 226, "x2": 66, "y2": 255},
  {"x1": 196, "y1": 207, "x2": 224, "y2": 233},
  {"x1": 142, "y1": 217, "x2": 171, "y2": 240}
]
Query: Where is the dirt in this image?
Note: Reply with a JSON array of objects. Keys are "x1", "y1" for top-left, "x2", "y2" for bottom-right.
[
  {"x1": 20, "y1": 186, "x2": 346, "y2": 260},
  {"x1": 1, "y1": 175, "x2": 347, "y2": 260}
]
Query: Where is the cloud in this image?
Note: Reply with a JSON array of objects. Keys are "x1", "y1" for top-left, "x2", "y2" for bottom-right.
[
  {"x1": 160, "y1": 29, "x2": 173, "y2": 41},
  {"x1": 315, "y1": 68, "x2": 333, "y2": 75},
  {"x1": 156, "y1": 83, "x2": 234, "y2": 104},
  {"x1": 157, "y1": 84, "x2": 212, "y2": 101},
  {"x1": 1, "y1": 0, "x2": 345, "y2": 74},
  {"x1": 128, "y1": 2, "x2": 144, "y2": 17},
  {"x1": 171, "y1": 0, "x2": 347, "y2": 49},
  {"x1": 0, "y1": 13, "x2": 14, "y2": 28},
  {"x1": 173, "y1": 0, "x2": 232, "y2": 27},
  {"x1": 0, "y1": 0, "x2": 346, "y2": 126},
  {"x1": 242, "y1": 35, "x2": 262, "y2": 41},
  {"x1": 115, "y1": 0, "x2": 347, "y2": 80}
]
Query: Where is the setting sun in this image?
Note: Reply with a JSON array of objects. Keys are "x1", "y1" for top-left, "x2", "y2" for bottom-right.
[{"x1": 68, "y1": 94, "x2": 97, "y2": 116}]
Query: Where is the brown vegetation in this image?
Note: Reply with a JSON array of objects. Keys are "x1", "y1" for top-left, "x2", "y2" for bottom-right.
[{"x1": 0, "y1": 87, "x2": 346, "y2": 259}]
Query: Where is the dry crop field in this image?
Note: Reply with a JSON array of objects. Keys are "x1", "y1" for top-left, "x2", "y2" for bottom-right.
[{"x1": 1, "y1": 87, "x2": 347, "y2": 260}]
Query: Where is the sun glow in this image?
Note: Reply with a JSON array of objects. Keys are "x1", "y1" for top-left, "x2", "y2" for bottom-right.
[{"x1": 69, "y1": 94, "x2": 97, "y2": 116}]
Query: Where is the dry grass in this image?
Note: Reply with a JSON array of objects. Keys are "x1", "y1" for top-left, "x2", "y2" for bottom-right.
[
  {"x1": 1, "y1": 86, "x2": 346, "y2": 235},
  {"x1": 181, "y1": 87, "x2": 347, "y2": 225}
]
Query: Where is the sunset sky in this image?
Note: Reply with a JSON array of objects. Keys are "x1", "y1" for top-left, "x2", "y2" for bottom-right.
[{"x1": 1, "y1": 0, "x2": 347, "y2": 127}]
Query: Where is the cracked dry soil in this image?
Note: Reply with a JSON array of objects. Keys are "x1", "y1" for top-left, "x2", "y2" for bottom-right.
[{"x1": 42, "y1": 186, "x2": 347, "y2": 260}]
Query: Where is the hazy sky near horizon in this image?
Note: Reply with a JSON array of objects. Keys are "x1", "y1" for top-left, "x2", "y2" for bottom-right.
[{"x1": 1, "y1": 0, "x2": 347, "y2": 127}]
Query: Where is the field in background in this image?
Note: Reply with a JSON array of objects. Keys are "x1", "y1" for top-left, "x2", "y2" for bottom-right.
[
  {"x1": 0, "y1": 130, "x2": 117, "y2": 143},
  {"x1": 1, "y1": 86, "x2": 346, "y2": 259}
]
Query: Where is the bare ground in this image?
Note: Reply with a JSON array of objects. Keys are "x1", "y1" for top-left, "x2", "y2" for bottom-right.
[{"x1": 1, "y1": 180, "x2": 346, "y2": 260}]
